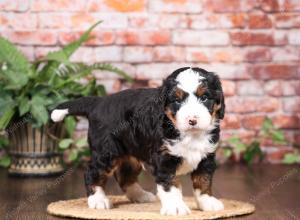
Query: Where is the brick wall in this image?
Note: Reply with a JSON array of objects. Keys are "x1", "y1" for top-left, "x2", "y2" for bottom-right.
[{"x1": 0, "y1": 0, "x2": 299, "y2": 163}]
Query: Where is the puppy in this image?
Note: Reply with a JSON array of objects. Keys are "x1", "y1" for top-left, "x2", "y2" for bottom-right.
[{"x1": 51, "y1": 67, "x2": 225, "y2": 215}]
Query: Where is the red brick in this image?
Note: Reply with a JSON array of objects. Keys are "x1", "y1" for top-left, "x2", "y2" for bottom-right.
[
  {"x1": 257, "y1": 98, "x2": 280, "y2": 112},
  {"x1": 123, "y1": 47, "x2": 153, "y2": 63},
  {"x1": 265, "y1": 148, "x2": 293, "y2": 163},
  {"x1": 200, "y1": 64, "x2": 250, "y2": 80},
  {"x1": 153, "y1": 46, "x2": 185, "y2": 62},
  {"x1": 282, "y1": 81, "x2": 300, "y2": 95},
  {"x1": 231, "y1": 32, "x2": 281, "y2": 46},
  {"x1": 59, "y1": 31, "x2": 115, "y2": 45},
  {"x1": 17, "y1": 46, "x2": 34, "y2": 61},
  {"x1": 264, "y1": 80, "x2": 283, "y2": 97},
  {"x1": 129, "y1": 14, "x2": 188, "y2": 29},
  {"x1": 0, "y1": 0, "x2": 29, "y2": 11},
  {"x1": 237, "y1": 81, "x2": 264, "y2": 96},
  {"x1": 275, "y1": 13, "x2": 300, "y2": 28},
  {"x1": 116, "y1": 30, "x2": 171, "y2": 45},
  {"x1": 272, "y1": 115, "x2": 300, "y2": 129},
  {"x1": 260, "y1": 0, "x2": 280, "y2": 12},
  {"x1": 260, "y1": 0, "x2": 300, "y2": 12},
  {"x1": 31, "y1": 0, "x2": 86, "y2": 11},
  {"x1": 71, "y1": 47, "x2": 94, "y2": 63},
  {"x1": 249, "y1": 14, "x2": 272, "y2": 29},
  {"x1": 96, "y1": 79, "x2": 121, "y2": 94},
  {"x1": 104, "y1": 0, "x2": 146, "y2": 12},
  {"x1": 149, "y1": 0, "x2": 202, "y2": 13},
  {"x1": 221, "y1": 130, "x2": 256, "y2": 143},
  {"x1": 221, "y1": 80, "x2": 236, "y2": 96},
  {"x1": 148, "y1": 79, "x2": 163, "y2": 88},
  {"x1": 0, "y1": 13, "x2": 37, "y2": 30},
  {"x1": 212, "y1": 48, "x2": 243, "y2": 62},
  {"x1": 38, "y1": 13, "x2": 71, "y2": 29},
  {"x1": 173, "y1": 30, "x2": 230, "y2": 46},
  {"x1": 244, "y1": 47, "x2": 272, "y2": 62},
  {"x1": 271, "y1": 47, "x2": 300, "y2": 62},
  {"x1": 226, "y1": 97, "x2": 279, "y2": 113},
  {"x1": 94, "y1": 46, "x2": 122, "y2": 62},
  {"x1": 265, "y1": 80, "x2": 300, "y2": 96},
  {"x1": 189, "y1": 13, "x2": 246, "y2": 29},
  {"x1": 283, "y1": 97, "x2": 300, "y2": 113},
  {"x1": 225, "y1": 97, "x2": 257, "y2": 113},
  {"x1": 186, "y1": 48, "x2": 210, "y2": 62},
  {"x1": 136, "y1": 63, "x2": 189, "y2": 80},
  {"x1": 34, "y1": 46, "x2": 60, "y2": 59},
  {"x1": 250, "y1": 64, "x2": 299, "y2": 79},
  {"x1": 242, "y1": 115, "x2": 265, "y2": 130},
  {"x1": 3, "y1": 31, "x2": 57, "y2": 45},
  {"x1": 93, "y1": 63, "x2": 136, "y2": 80},
  {"x1": 288, "y1": 30, "x2": 300, "y2": 45},
  {"x1": 207, "y1": 0, "x2": 254, "y2": 12},
  {"x1": 221, "y1": 114, "x2": 241, "y2": 129}
]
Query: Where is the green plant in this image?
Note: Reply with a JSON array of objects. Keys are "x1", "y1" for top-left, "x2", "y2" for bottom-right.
[
  {"x1": 222, "y1": 117, "x2": 287, "y2": 165},
  {"x1": 282, "y1": 153, "x2": 300, "y2": 164},
  {"x1": 0, "y1": 21, "x2": 132, "y2": 167}
]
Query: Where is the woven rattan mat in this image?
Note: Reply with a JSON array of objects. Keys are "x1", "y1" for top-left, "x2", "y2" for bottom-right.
[{"x1": 47, "y1": 195, "x2": 255, "y2": 220}]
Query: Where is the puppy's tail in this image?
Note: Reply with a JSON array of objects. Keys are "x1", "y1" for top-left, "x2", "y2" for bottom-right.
[{"x1": 50, "y1": 96, "x2": 100, "y2": 122}]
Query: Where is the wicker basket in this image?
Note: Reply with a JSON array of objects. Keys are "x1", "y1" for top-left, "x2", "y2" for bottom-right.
[{"x1": 7, "y1": 121, "x2": 65, "y2": 177}]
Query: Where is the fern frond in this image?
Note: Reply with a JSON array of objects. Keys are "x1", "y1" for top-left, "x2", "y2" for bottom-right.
[{"x1": 0, "y1": 36, "x2": 30, "y2": 72}]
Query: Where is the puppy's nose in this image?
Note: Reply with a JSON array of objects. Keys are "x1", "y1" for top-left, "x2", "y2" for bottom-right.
[{"x1": 189, "y1": 119, "x2": 197, "y2": 126}]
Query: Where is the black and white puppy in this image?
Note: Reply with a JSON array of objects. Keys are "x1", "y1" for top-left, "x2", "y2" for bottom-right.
[{"x1": 51, "y1": 67, "x2": 225, "y2": 216}]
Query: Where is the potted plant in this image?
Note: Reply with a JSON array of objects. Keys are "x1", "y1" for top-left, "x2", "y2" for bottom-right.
[{"x1": 0, "y1": 21, "x2": 132, "y2": 176}]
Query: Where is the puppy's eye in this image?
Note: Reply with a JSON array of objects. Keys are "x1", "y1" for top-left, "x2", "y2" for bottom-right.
[{"x1": 200, "y1": 95, "x2": 208, "y2": 102}]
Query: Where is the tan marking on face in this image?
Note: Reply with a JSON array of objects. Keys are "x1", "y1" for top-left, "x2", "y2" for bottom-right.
[
  {"x1": 196, "y1": 84, "x2": 207, "y2": 97},
  {"x1": 165, "y1": 107, "x2": 177, "y2": 126},
  {"x1": 175, "y1": 87, "x2": 186, "y2": 101},
  {"x1": 212, "y1": 103, "x2": 221, "y2": 119}
]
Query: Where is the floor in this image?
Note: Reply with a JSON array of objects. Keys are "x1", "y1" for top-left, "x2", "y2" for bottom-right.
[{"x1": 1, "y1": 164, "x2": 299, "y2": 220}]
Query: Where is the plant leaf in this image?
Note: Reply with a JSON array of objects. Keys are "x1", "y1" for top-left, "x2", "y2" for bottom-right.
[
  {"x1": 271, "y1": 130, "x2": 286, "y2": 143},
  {"x1": 282, "y1": 153, "x2": 300, "y2": 164},
  {"x1": 64, "y1": 116, "x2": 76, "y2": 136},
  {"x1": 68, "y1": 149, "x2": 78, "y2": 162},
  {"x1": 19, "y1": 97, "x2": 30, "y2": 116},
  {"x1": 0, "y1": 36, "x2": 30, "y2": 72},
  {"x1": 75, "y1": 137, "x2": 88, "y2": 148},
  {"x1": 30, "y1": 95, "x2": 49, "y2": 125},
  {"x1": 0, "y1": 155, "x2": 11, "y2": 167},
  {"x1": 59, "y1": 138, "x2": 73, "y2": 150}
]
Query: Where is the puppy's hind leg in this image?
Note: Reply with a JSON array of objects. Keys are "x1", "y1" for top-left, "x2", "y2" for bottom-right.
[
  {"x1": 85, "y1": 154, "x2": 113, "y2": 210},
  {"x1": 114, "y1": 156, "x2": 156, "y2": 203}
]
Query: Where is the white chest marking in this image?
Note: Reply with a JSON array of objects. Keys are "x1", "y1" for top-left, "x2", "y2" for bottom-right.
[{"x1": 166, "y1": 132, "x2": 217, "y2": 175}]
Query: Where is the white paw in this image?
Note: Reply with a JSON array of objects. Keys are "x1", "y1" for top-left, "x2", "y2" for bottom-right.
[
  {"x1": 160, "y1": 200, "x2": 191, "y2": 216},
  {"x1": 126, "y1": 185, "x2": 157, "y2": 203},
  {"x1": 87, "y1": 187, "x2": 112, "y2": 210},
  {"x1": 196, "y1": 194, "x2": 224, "y2": 211},
  {"x1": 51, "y1": 109, "x2": 68, "y2": 122},
  {"x1": 157, "y1": 185, "x2": 191, "y2": 216}
]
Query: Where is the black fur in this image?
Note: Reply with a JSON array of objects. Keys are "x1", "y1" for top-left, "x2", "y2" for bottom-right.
[{"x1": 53, "y1": 67, "x2": 225, "y2": 194}]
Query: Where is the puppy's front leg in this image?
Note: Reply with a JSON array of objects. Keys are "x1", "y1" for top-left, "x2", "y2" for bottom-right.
[
  {"x1": 154, "y1": 154, "x2": 191, "y2": 216},
  {"x1": 191, "y1": 154, "x2": 224, "y2": 211}
]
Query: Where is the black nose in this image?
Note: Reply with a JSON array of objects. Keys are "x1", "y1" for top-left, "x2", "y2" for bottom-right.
[{"x1": 189, "y1": 119, "x2": 197, "y2": 126}]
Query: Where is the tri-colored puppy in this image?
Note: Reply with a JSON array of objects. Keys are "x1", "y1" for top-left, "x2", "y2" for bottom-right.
[{"x1": 51, "y1": 67, "x2": 225, "y2": 216}]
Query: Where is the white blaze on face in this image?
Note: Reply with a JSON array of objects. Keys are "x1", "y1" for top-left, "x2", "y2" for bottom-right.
[{"x1": 175, "y1": 68, "x2": 212, "y2": 132}]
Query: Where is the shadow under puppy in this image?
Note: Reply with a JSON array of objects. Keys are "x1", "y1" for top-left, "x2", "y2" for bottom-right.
[{"x1": 51, "y1": 67, "x2": 225, "y2": 216}]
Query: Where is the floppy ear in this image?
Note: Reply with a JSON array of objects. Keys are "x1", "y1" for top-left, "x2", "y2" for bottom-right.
[{"x1": 212, "y1": 73, "x2": 225, "y2": 120}]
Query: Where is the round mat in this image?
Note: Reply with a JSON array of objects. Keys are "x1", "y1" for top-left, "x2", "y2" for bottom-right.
[{"x1": 47, "y1": 196, "x2": 255, "y2": 220}]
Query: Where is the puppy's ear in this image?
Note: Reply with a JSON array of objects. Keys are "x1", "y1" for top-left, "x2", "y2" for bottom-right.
[
  {"x1": 159, "y1": 78, "x2": 176, "y2": 106},
  {"x1": 212, "y1": 73, "x2": 225, "y2": 120}
]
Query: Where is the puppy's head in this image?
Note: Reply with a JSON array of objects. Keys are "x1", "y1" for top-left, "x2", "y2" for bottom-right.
[{"x1": 161, "y1": 67, "x2": 225, "y2": 132}]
